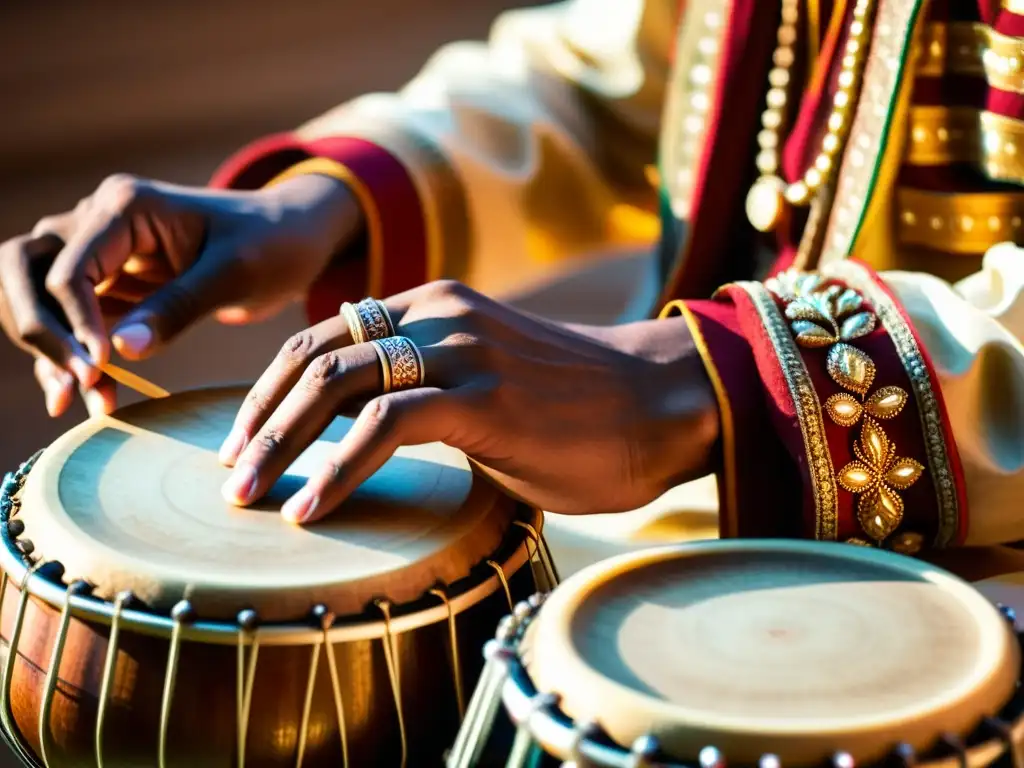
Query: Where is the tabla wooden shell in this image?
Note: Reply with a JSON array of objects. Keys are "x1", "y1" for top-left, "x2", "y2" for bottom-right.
[
  {"x1": 0, "y1": 387, "x2": 553, "y2": 767},
  {"x1": 449, "y1": 540, "x2": 1024, "y2": 768}
]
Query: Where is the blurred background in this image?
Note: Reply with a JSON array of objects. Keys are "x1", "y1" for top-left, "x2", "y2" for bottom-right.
[{"x1": 0, "y1": 0, "x2": 525, "y2": 476}]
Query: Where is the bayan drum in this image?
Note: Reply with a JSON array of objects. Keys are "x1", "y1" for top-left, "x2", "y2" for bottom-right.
[
  {"x1": 0, "y1": 387, "x2": 556, "y2": 767},
  {"x1": 449, "y1": 540, "x2": 1024, "y2": 768}
]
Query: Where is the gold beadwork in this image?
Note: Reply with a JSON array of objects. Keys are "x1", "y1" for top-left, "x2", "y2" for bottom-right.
[
  {"x1": 837, "y1": 417, "x2": 925, "y2": 541},
  {"x1": 866, "y1": 386, "x2": 908, "y2": 419},
  {"x1": 827, "y1": 343, "x2": 876, "y2": 396},
  {"x1": 891, "y1": 531, "x2": 924, "y2": 555},
  {"x1": 766, "y1": 268, "x2": 926, "y2": 548},
  {"x1": 828, "y1": 260, "x2": 960, "y2": 547},
  {"x1": 825, "y1": 393, "x2": 863, "y2": 427}
]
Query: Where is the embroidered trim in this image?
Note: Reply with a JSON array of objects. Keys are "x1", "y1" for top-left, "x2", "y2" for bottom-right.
[
  {"x1": 821, "y1": 0, "x2": 924, "y2": 263},
  {"x1": 733, "y1": 281, "x2": 839, "y2": 540},
  {"x1": 764, "y1": 270, "x2": 924, "y2": 549},
  {"x1": 826, "y1": 260, "x2": 960, "y2": 547}
]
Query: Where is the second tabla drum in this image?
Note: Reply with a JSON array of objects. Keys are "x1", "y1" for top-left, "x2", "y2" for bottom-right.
[{"x1": 449, "y1": 539, "x2": 1022, "y2": 767}]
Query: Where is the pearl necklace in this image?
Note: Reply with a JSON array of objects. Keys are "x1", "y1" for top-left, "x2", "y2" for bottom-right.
[{"x1": 745, "y1": 0, "x2": 875, "y2": 233}]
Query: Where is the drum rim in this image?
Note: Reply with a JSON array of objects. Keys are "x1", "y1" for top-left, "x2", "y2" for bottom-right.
[
  {"x1": 18, "y1": 384, "x2": 517, "y2": 618},
  {"x1": 0, "y1": 452, "x2": 544, "y2": 646},
  {"x1": 493, "y1": 601, "x2": 1024, "y2": 768},
  {"x1": 527, "y1": 541, "x2": 1020, "y2": 760},
  {"x1": 481, "y1": 546, "x2": 1024, "y2": 768}
]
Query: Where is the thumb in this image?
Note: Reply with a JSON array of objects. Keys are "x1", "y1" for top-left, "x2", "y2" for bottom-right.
[{"x1": 111, "y1": 241, "x2": 243, "y2": 359}]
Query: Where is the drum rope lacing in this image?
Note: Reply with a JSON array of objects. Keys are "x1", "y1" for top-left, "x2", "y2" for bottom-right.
[
  {"x1": 448, "y1": 595, "x2": 1024, "y2": 768},
  {"x1": 0, "y1": 454, "x2": 559, "y2": 768}
]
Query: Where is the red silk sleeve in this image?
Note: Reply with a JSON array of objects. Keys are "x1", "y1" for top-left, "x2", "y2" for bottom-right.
[
  {"x1": 664, "y1": 261, "x2": 969, "y2": 555},
  {"x1": 210, "y1": 134, "x2": 430, "y2": 325}
]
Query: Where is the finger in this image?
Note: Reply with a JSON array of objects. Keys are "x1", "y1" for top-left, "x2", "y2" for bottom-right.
[
  {"x1": 95, "y1": 273, "x2": 164, "y2": 303},
  {"x1": 0, "y1": 234, "x2": 100, "y2": 388},
  {"x1": 221, "y1": 343, "x2": 383, "y2": 504},
  {"x1": 33, "y1": 357, "x2": 74, "y2": 418},
  {"x1": 80, "y1": 376, "x2": 117, "y2": 418},
  {"x1": 281, "y1": 388, "x2": 457, "y2": 524},
  {"x1": 214, "y1": 299, "x2": 291, "y2": 326},
  {"x1": 45, "y1": 214, "x2": 134, "y2": 368},
  {"x1": 218, "y1": 315, "x2": 353, "y2": 466},
  {"x1": 110, "y1": 240, "x2": 244, "y2": 360}
]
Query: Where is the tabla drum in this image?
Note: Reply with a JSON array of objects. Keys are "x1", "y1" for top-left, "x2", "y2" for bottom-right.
[
  {"x1": 0, "y1": 386, "x2": 557, "y2": 767},
  {"x1": 448, "y1": 540, "x2": 1024, "y2": 768}
]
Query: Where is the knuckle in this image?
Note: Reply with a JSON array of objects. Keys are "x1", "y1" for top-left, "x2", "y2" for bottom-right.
[
  {"x1": 304, "y1": 351, "x2": 347, "y2": 386},
  {"x1": 97, "y1": 173, "x2": 143, "y2": 210},
  {"x1": 424, "y1": 279, "x2": 467, "y2": 302},
  {"x1": 278, "y1": 331, "x2": 317, "y2": 365},
  {"x1": 253, "y1": 428, "x2": 286, "y2": 454},
  {"x1": 43, "y1": 268, "x2": 71, "y2": 297},
  {"x1": 14, "y1": 316, "x2": 48, "y2": 348},
  {"x1": 32, "y1": 215, "x2": 65, "y2": 238},
  {"x1": 243, "y1": 388, "x2": 273, "y2": 415},
  {"x1": 362, "y1": 396, "x2": 396, "y2": 430}
]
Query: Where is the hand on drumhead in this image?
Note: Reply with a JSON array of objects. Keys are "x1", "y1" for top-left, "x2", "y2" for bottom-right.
[
  {"x1": 220, "y1": 280, "x2": 720, "y2": 522},
  {"x1": 0, "y1": 173, "x2": 360, "y2": 417}
]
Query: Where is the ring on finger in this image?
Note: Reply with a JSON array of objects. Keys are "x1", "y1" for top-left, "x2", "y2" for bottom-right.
[
  {"x1": 370, "y1": 336, "x2": 425, "y2": 393},
  {"x1": 340, "y1": 298, "x2": 395, "y2": 344}
]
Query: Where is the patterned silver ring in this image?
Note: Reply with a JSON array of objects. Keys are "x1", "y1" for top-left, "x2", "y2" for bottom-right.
[
  {"x1": 369, "y1": 336, "x2": 425, "y2": 393},
  {"x1": 340, "y1": 298, "x2": 395, "y2": 344}
]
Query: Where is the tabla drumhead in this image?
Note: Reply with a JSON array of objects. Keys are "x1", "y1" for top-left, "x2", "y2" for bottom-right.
[
  {"x1": 526, "y1": 540, "x2": 1020, "y2": 766},
  {"x1": 17, "y1": 387, "x2": 516, "y2": 620}
]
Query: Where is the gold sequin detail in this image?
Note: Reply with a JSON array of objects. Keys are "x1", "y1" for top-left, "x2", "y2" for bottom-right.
[
  {"x1": 903, "y1": 107, "x2": 1024, "y2": 185},
  {"x1": 896, "y1": 187, "x2": 1024, "y2": 254},
  {"x1": 766, "y1": 269, "x2": 925, "y2": 547},
  {"x1": 827, "y1": 261, "x2": 961, "y2": 547},
  {"x1": 917, "y1": 22, "x2": 1024, "y2": 95}
]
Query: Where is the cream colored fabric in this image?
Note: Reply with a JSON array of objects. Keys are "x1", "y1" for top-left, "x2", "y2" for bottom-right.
[
  {"x1": 296, "y1": 0, "x2": 671, "y2": 302},
  {"x1": 883, "y1": 243, "x2": 1024, "y2": 546}
]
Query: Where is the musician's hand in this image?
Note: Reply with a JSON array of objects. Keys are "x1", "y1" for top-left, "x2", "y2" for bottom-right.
[
  {"x1": 0, "y1": 173, "x2": 359, "y2": 417},
  {"x1": 220, "y1": 280, "x2": 719, "y2": 521}
]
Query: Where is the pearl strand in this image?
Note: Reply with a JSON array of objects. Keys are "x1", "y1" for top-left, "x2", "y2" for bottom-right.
[{"x1": 746, "y1": 0, "x2": 876, "y2": 233}]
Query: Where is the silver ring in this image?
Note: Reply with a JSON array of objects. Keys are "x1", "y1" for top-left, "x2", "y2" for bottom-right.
[
  {"x1": 340, "y1": 298, "x2": 394, "y2": 344},
  {"x1": 370, "y1": 336, "x2": 425, "y2": 393}
]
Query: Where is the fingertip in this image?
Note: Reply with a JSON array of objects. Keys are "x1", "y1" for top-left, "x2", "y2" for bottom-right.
[
  {"x1": 221, "y1": 464, "x2": 257, "y2": 506},
  {"x1": 82, "y1": 387, "x2": 113, "y2": 418},
  {"x1": 218, "y1": 427, "x2": 248, "y2": 467},
  {"x1": 43, "y1": 375, "x2": 74, "y2": 418},
  {"x1": 280, "y1": 486, "x2": 319, "y2": 524},
  {"x1": 112, "y1": 322, "x2": 155, "y2": 360}
]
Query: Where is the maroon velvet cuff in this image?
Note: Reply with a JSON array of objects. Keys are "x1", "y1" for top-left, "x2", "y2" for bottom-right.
[{"x1": 668, "y1": 261, "x2": 969, "y2": 554}]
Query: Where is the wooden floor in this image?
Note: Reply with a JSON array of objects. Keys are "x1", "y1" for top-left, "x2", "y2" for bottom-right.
[{"x1": 0, "y1": 1, "x2": 522, "y2": 763}]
